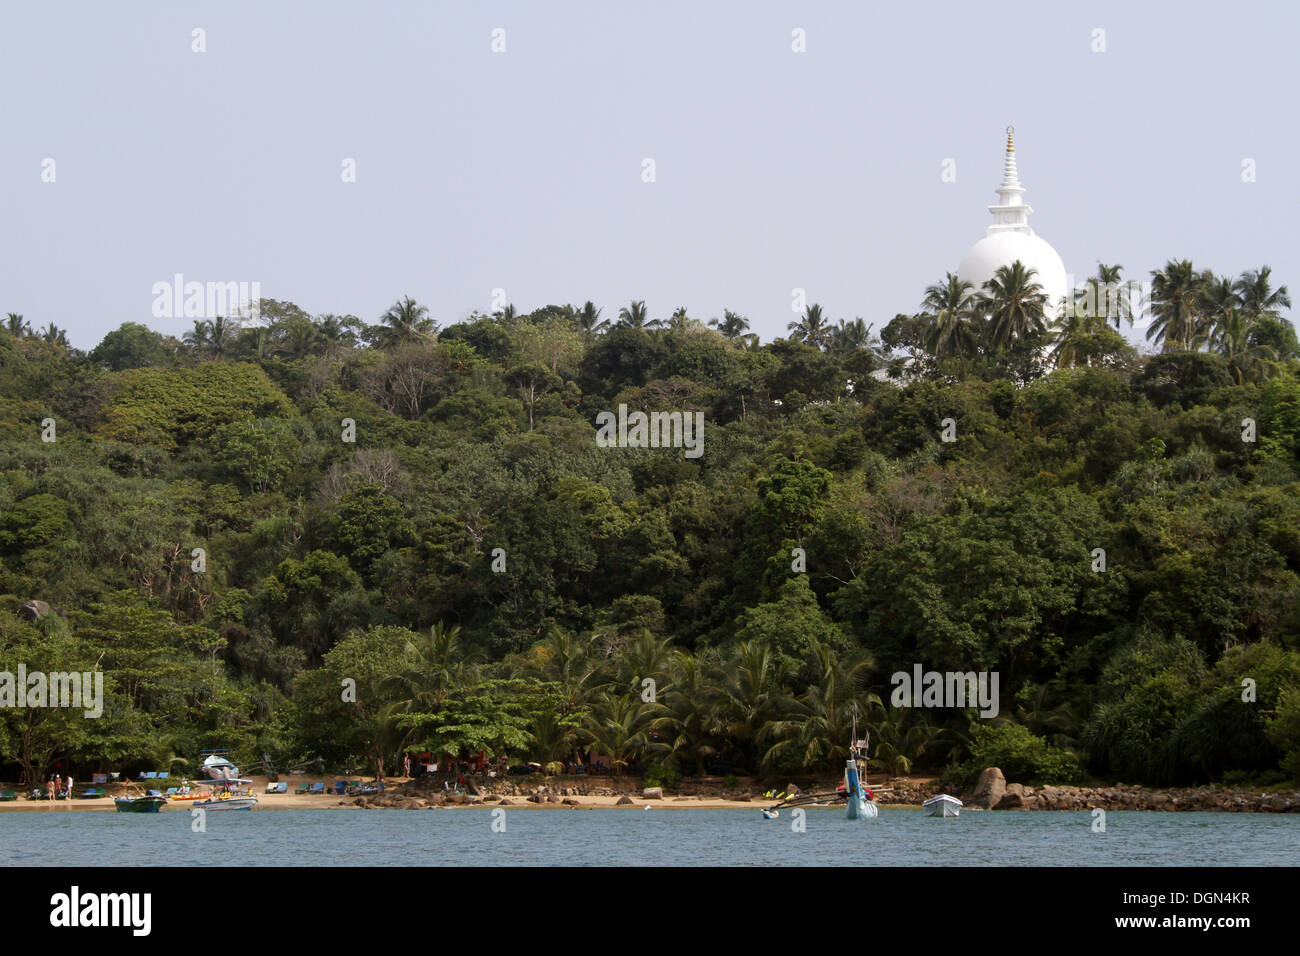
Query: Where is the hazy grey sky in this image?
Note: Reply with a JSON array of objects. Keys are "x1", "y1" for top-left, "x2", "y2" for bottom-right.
[{"x1": 2, "y1": 0, "x2": 1296, "y2": 350}]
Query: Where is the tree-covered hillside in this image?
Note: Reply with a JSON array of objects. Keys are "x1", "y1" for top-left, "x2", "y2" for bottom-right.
[{"x1": 2, "y1": 260, "x2": 1299, "y2": 787}]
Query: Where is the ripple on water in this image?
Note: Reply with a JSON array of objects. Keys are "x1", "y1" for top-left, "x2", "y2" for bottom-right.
[{"x1": 0, "y1": 808, "x2": 1295, "y2": 867}]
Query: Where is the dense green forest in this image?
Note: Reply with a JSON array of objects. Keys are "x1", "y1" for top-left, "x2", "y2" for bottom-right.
[{"x1": 2, "y1": 259, "x2": 1299, "y2": 789}]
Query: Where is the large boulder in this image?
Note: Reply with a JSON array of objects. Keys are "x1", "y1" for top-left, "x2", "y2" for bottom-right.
[
  {"x1": 615, "y1": 795, "x2": 635, "y2": 806},
  {"x1": 19, "y1": 600, "x2": 53, "y2": 621},
  {"x1": 642, "y1": 787, "x2": 664, "y2": 800},
  {"x1": 969, "y1": 768, "x2": 1006, "y2": 810},
  {"x1": 994, "y1": 783, "x2": 1028, "y2": 810}
]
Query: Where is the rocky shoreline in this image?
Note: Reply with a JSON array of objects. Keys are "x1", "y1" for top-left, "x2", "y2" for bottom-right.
[
  {"x1": 337, "y1": 769, "x2": 1300, "y2": 813},
  {"x1": 954, "y1": 767, "x2": 1300, "y2": 813}
]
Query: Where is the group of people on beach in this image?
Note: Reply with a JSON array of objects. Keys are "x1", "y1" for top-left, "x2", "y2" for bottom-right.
[{"x1": 40, "y1": 775, "x2": 73, "y2": 800}]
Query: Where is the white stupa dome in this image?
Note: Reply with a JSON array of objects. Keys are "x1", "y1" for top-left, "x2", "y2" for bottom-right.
[{"x1": 957, "y1": 127, "x2": 1068, "y2": 318}]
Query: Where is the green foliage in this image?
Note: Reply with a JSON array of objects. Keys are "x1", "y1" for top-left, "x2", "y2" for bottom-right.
[
  {"x1": 954, "y1": 723, "x2": 1083, "y2": 786},
  {"x1": 642, "y1": 757, "x2": 681, "y2": 789},
  {"x1": 89, "y1": 322, "x2": 175, "y2": 372},
  {"x1": 98, "y1": 362, "x2": 292, "y2": 450},
  {"x1": 2, "y1": 288, "x2": 1298, "y2": 789}
]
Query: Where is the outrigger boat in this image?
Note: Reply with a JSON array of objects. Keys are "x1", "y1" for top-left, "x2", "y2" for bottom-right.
[
  {"x1": 843, "y1": 727, "x2": 877, "y2": 821},
  {"x1": 760, "y1": 721, "x2": 889, "y2": 821}
]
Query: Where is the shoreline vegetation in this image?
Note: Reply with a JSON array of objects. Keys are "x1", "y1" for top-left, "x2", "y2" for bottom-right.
[
  {"x1": 4, "y1": 273, "x2": 1300, "y2": 797},
  {"x1": 3, "y1": 771, "x2": 1297, "y2": 813}
]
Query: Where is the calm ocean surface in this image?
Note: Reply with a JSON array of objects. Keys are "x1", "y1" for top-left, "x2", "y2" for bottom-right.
[{"x1": 2, "y1": 808, "x2": 1296, "y2": 866}]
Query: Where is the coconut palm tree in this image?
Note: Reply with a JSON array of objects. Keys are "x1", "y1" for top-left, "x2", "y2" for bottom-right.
[
  {"x1": 714, "y1": 641, "x2": 787, "y2": 770},
  {"x1": 583, "y1": 692, "x2": 662, "y2": 775},
  {"x1": 654, "y1": 649, "x2": 722, "y2": 775},
  {"x1": 1233, "y1": 266, "x2": 1291, "y2": 320},
  {"x1": 4, "y1": 313, "x2": 30, "y2": 337},
  {"x1": 316, "y1": 314, "x2": 362, "y2": 352},
  {"x1": 573, "y1": 301, "x2": 608, "y2": 339},
  {"x1": 979, "y1": 261, "x2": 1048, "y2": 353},
  {"x1": 709, "y1": 309, "x2": 751, "y2": 339},
  {"x1": 921, "y1": 273, "x2": 979, "y2": 364},
  {"x1": 386, "y1": 622, "x2": 477, "y2": 715},
  {"x1": 183, "y1": 317, "x2": 238, "y2": 359},
  {"x1": 1211, "y1": 309, "x2": 1280, "y2": 384},
  {"x1": 40, "y1": 323, "x2": 70, "y2": 347},
  {"x1": 787, "y1": 303, "x2": 831, "y2": 349},
  {"x1": 615, "y1": 632, "x2": 674, "y2": 696},
  {"x1": 1198, "y1": 273, "x2": 1240, "y2": 349},
  {"x1": 1048, "y1": 308, "x2": 1094, "y2": 369},
  {"x1": 830, "y1": 317, "x2": 873, "y2": 355},
  {"x1": 523, "y1": 629, "x2": 605, "y2": 712},
  {"x1": 1075, "y1": 263, "x2": 1134, "y2": 328},
  {"x1": 616, "y1": 300, "x2": 660, "y2": 330},
  {"x1": 759, "y1": 641, "x2": 873, "y2": 771},
  {"x1": 661, "y1": 306, "x2": 688, "y2": 333},
  {"x1": 527, "y1": 710, "x2": 581, "y2": 767},
  {"x1": 377, "y1": 296, "x2": 437, "y2": 348},
  {"x1": 1147, "y1": 260, "x2": 1208, "y2": 351}
]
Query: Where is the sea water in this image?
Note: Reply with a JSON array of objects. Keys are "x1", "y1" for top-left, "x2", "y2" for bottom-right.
[{"x1": 1, "y1": 808, "x2": 1295, "y2": 866}]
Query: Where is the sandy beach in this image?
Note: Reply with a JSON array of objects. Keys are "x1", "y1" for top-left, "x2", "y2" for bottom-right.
[{"x1": 0, "y1": 775, "x2": 895, "y2": 812}]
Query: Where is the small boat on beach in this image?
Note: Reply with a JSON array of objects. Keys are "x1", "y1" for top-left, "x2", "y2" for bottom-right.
[
  {"x1": 114, "y1": 787, "x2": 167, "y2": 813},
  {"x1": 923, "y1": 794, "x2": 963, "y2": 817},
  {"x1": 191, "y1": 749, "x2": 258, "y2": 810},
  {"x1": 192, "y1": 792, "x2": 257, "y2": 811}
]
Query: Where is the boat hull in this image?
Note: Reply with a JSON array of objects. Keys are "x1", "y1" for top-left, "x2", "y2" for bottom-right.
[
  {"x1": 192, "y1": 797, "x2": 257, "y2": 811},
  {"x1": 114, "y1": 797, "x2": 166, "y2": 813},
  {"x1": 923, "y1": 795, "x2": 963, "y2": 817},
  {"x1": 843, "y1": 759, "x2": 879, "y2": 820}
]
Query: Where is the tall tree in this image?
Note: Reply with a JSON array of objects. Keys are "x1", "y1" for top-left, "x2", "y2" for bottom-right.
[
  {"x1": 616, "y1": 300, "x2": 660, "y2": 330},
  {"x1": 1233, "y1": 266, "x2": 1291, "y2": 321},
  {"x1": 921, "y1": 273, "x2": 979, "y2": 364},
  {"x1": 709, "y1": 309, "x2": 751, "y2": 340},
  {"x1": 573, "y1": 301, "x2": 608, "y2": 339},
  {"x1": 787, "y1": 303, "x2": 831, "y2": 350},
  {"x1": 1147, "y1": 259, "x2": 1208, "y2": 351},
  {"x1": 374, "y1": 296, "x2": 437, "y2": 348},
  {"x1": 1075, "y1": 263, "x2": 1134, "y2": 328},
  {"x1": 980, "y1": 261, "x2": 1048, "y2": 353}
]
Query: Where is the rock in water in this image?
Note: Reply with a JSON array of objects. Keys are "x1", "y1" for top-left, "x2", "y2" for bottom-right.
[
  {"x1": 969, "y1": 767, "x2": 1007, "y2": 809},
  {"x1": 994, "y1": 783, "x2": 1029, "y2": 810}
]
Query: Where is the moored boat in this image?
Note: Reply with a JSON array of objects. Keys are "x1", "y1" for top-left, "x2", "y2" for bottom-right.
[
  {"x1": 844, "y1": 721, "x2": 879, "y2": 821},
  {"x1": 114, "y1": 787, "x2": 166, "y2": 813},
  {"x1": 192, "y1": 793, "x2": 257, "y2": 811},
  {"x1": 923, "y1": 794, "x2": 963, "y2": 817}
]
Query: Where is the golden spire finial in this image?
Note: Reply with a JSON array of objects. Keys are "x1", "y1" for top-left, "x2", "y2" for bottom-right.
[{"x1": 1006, "y1": 125, "x2": 1015, "y2": 152}]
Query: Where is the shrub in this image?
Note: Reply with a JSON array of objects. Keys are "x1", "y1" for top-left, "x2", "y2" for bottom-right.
[
  {"x1": 953, "y1": 723, "x2": 1083, "y2": 786},
  {"x1": 643, "y1": 758, "x2": 680, "y2": 790}
]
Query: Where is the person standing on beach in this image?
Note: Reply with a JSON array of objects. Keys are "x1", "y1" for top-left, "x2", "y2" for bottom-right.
[
  {"x1": 65, "y1": 774, "x2": 73, "y2": 799},
  {"x1": 47, "y1": 777, "x2": 56, "y2": 801},
  {"x1": 403, "y1": 754, "x2": 411, "y2": 779}
]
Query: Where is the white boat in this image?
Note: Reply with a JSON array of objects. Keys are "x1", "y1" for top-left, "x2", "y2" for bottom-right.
[
  {"x1": 192, "y1": 793, "x2": 258, "y2": 811},
  {"x1": 193, "y1": 751, "x2": 257, "y2": 809},
  {"x1": 923, "y1": 794, "x2": 963, "y2": 817}
]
